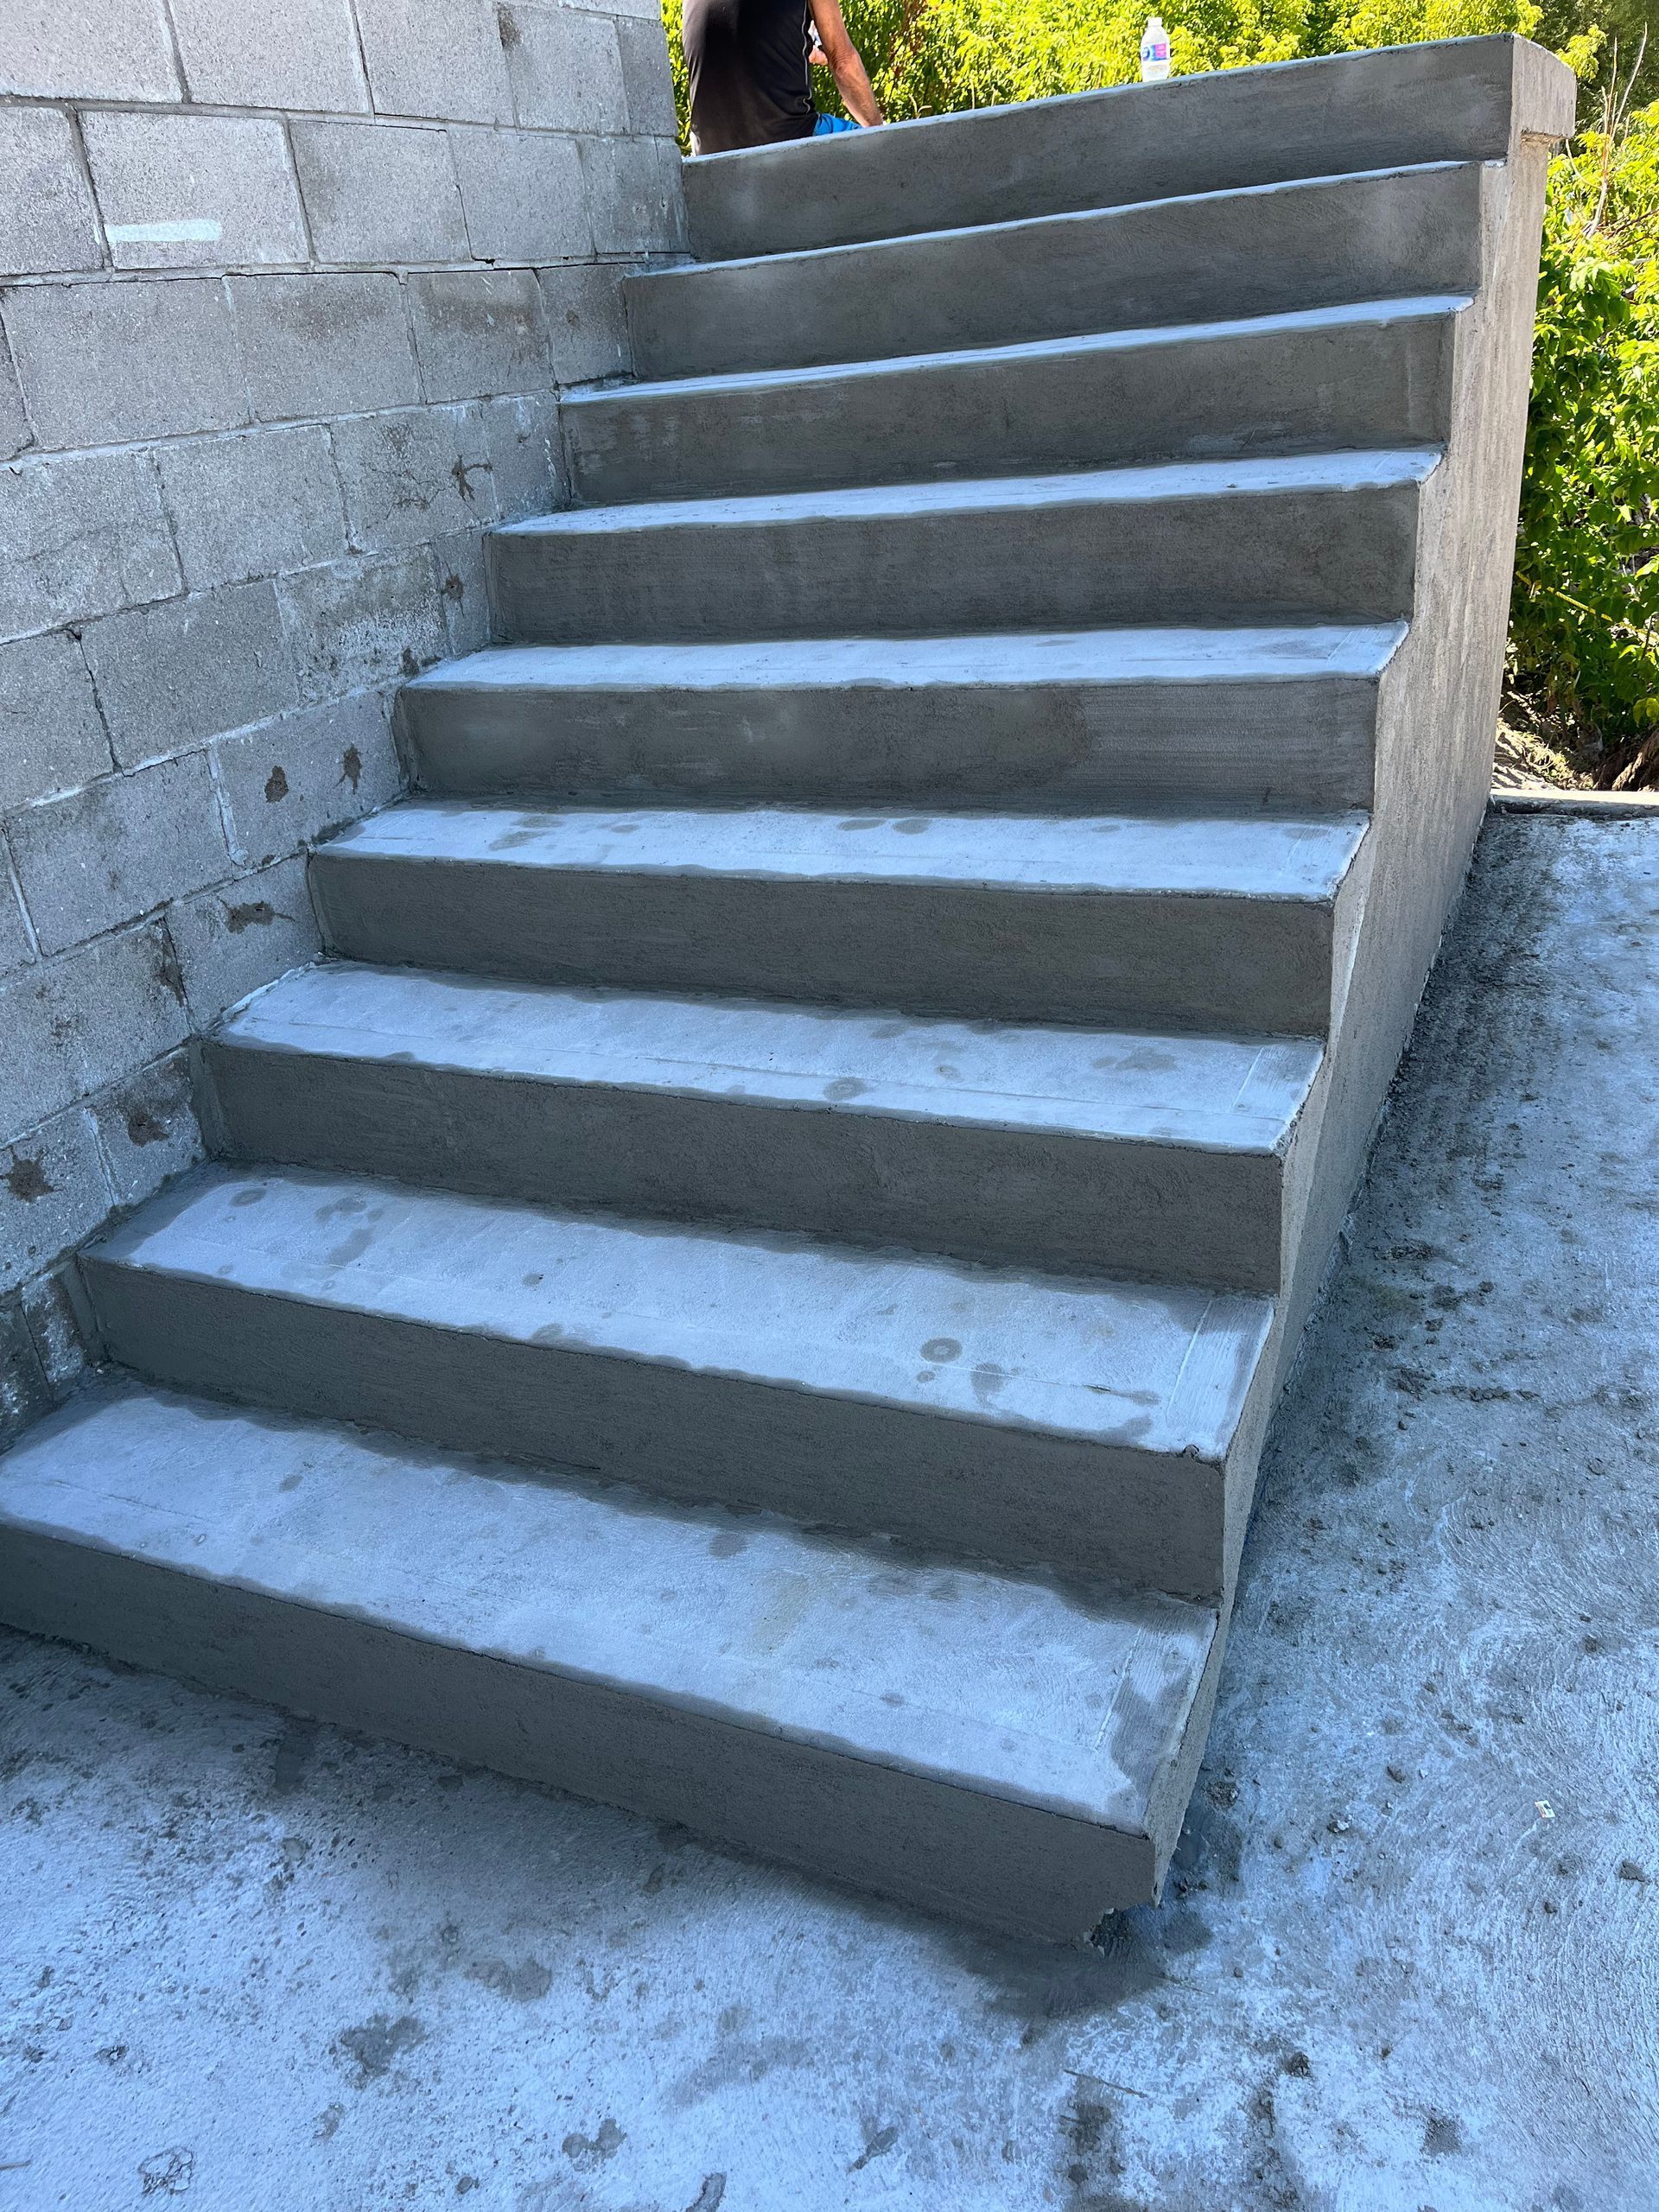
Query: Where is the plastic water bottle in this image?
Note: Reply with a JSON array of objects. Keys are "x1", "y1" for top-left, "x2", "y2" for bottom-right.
[{"x1": 1140, "y1": 15, "x2": 1171, "y2": 80}]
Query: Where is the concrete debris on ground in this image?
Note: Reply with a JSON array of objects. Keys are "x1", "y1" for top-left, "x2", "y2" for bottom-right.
[{"x1": 1, "y1": 810, "x2": 1656, "y2": 2209}]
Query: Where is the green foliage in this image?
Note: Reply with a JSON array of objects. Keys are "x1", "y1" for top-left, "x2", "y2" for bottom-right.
[
  {"x1": 1510, "y1": 86, "x2": 1659, "y2": 766},
  {"x1": 841, "y1": 0, "x2": 1542, "y2": 118}
]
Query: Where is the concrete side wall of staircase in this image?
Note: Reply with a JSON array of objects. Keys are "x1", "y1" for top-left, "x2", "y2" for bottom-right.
[
  {"x1": 0, "y1": 3, "x2": 684, "y2": 1444},
  {"x1": 1272, "y1": 45, "x2": 1571, "y2": 1406}
]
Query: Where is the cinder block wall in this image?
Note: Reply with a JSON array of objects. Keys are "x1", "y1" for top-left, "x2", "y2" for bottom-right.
[{"x1": 0, "y1": 0, "x2": 685, "y2": 1442}]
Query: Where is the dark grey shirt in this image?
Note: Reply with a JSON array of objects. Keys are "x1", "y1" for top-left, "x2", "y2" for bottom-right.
[{"x1": 683, "y1": 0, "x2": 815, "y2": 155}]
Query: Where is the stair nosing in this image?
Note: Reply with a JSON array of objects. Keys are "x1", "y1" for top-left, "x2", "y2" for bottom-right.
[
  {"x1": 494, "y1": 448, "x2": 1443, "y2": 542},
  {"x1": 318, "y1": 800, "x2": 1372, "y2": 909},
  {"x1": 403, "y1": 622, "x2": 1410, "y2": 698}
]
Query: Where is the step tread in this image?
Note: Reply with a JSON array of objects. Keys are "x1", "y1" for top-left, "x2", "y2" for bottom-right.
[
  {"x1": 89, "y1": 1166, "x2": 1275, "y2": 1464},
  {"x1": 1, "y1": 1381, "x2": 1217, "y2": 1832},
  {"x1": 223, "y1": 962, "x2": 1325, "y2": 1154},
  {"x1": 405, "y1": 623, "x2": 1408, "y2": 699},
  {"x1": 321, "y1": 800, "x2": 1370, "y2": 904},
  {"x1": 565, "y1": 295, "x2": 1471, "y2": 410},
  {"x1": 643, "y1": 157, "x2": 1472, "y2": 283},
  {"x1": 499, "y1": 448, "x2": 1442, "y2": 541}
]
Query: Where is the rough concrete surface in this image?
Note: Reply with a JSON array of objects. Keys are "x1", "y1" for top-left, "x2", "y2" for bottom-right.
[{"x1": 3, "y1": 810, "x2": 1656, "y2": 2205}]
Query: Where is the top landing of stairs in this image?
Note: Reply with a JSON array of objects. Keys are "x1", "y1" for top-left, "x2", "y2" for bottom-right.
[{"x1": 679, "y1": 37, "x2": 1578, "y2": 262}]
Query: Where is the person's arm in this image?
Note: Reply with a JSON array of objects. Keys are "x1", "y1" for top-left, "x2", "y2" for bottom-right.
[{"x1": 807, "y1": 0, "x2": 883, "y2": 124}]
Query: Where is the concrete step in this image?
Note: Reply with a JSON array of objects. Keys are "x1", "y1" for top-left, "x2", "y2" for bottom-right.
[
  {"x1": 0, "y1": 1381, "x2": 1222, "y2": 1937},
  {"x1": 310, "y1": 800, "x2": 1372, "y2": 1036},
  {"x1": 627, "y1": 162, "x2": 1484, "y2": 379},
  {"x1": 400, "y1": 625, "x2": 1403, "y2": 814},
  {"x1": 206, "y1": 962, "x2": 1325, "y2": 1291},
  {"x1": 682, "y1": 37, "x2": 1541, "y2": 259},
  {"x1": 80, "y1": 1168, "x2": 1278, "y2": 1598},
  {"x1": 565, "y1": 297, "x2": 1465, "y2": 505},
  {"x1": 491, "y1": 452, "x2": 1439, "y2": 646}
]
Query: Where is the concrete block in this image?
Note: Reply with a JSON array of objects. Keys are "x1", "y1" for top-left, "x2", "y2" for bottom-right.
[
  {"x1": 480, "y1": 390, "x2": 563, "y2": 520},
  {"x1": 0, "y1": 631, "x2": 112, "y2": 812},
  {"x1": 213, "y1": 690, "x2": 401, "y2": 868},
  {"x1": 0, "y1": 1292, "x2": 53, "y2": 1450},
  {"x1": 408, "y1": 268, "x2": 550, "y2": 402},
  {"x1": 0, "y1": 852, "x2": 33, "y2": 977},
  {"x1": 158, "y1": 425, "x2": 349, "y2": 592},
  {"x1": 9, "y1": 752, "x2": 231, "y2": 955},
  {"x1": 352, "y1": 0, "x2": 514, "y2": 124},
  {"x1": 166, "y1": 854, "x2": 321, "y2": 1027},
  {"x1": 21, "y1": 1263, "x2": 101, "y2": 1396},
  {"x1": 3, "y1": 277, "x2": 246, "y2": 449},
  {"x1": 0, "y1": 922, "x2": 192, "y2": 1146},
  {"x1": 0, "y1": 449, "x2": 181, "y2": 642},
  {"x1": 616, "y1": 16, "x2": 679, "y2": 139},
  {"x1": 579, "y1": 132, "x2": 683, "y2": 257},
  {"x1": 2, "y1": 0, "x2": 181, "y2": 101},
  {"x1": 277, "y1": 552, "x2": 448, "y2": 704},
  {"x1": 452, "y1": 129, "x2": 591, "y2": 264},
  {"x1": 0, "y1": 1108, "x2": 111, "y2": 1299},
  {"x1": 0, "y1": 332, "x2": 29, "y2": 462},
  {"x1": 85, "y1": 112, "x2": 307, "y2": 272},
  {"x1": 499, "y1": 3, "x2": 627, "y2": 132},
  {"x1": 0, "y1": 110, "x2": 104, "y2": 277},
  {"x1": 537, "y1": 260, "x2": 631, "y2": 383},
  {"x1": 230, "y1": 274, "x2": 419, "y2": 423},
  {"x1": 430, "y1": 531, "x2": 493, "y2": 655},
  {"x1": 562, "y1": 0, "x2": 659, "y2": 17},
  {"x1": 92, "y1": 1051, "x2": 202, "y2": 1211},
  {"x1": 332, "y1": 404, "x2": 494, "y2": 554},
  {"x1": 81, "y1": 582, "x2": 300, "y2": 772},
  {"x1": 289, "y1": 122, "x2": 468, "y2": 267},
  {"x1": 169, "y1": 0, "x2": 370, "y2": 113}
]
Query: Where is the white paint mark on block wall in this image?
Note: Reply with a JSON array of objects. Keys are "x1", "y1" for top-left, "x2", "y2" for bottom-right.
[{"x1": 106, "y1": 219, "x2": 224, "y2": 245}]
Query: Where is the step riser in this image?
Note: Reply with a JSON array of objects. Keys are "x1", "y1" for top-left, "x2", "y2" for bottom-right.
[
  {"x1": 83, "y1": 1262, "x2": 1233, "y2": 1598},
  {"x1": 493, "y1": 482, "x2": 1421, "y2": 645},
  {"x1": 567, "y1": 310, "x2": 1457, "y2": 506},
  {"x1": 312, "y1": 853, "x2": 1343, "y2": 1036},
  {"x1": 204, "y1": 1039, "x2": 1290, "y2": 1292},
  {"x1": 629, "y1": 163, "x2": 1483, "y2": 379},
  {"x1": 684, "y1": 41, "x2": 1522, "y2": 258},
  {"x1": 0, "y1": 1520, "x2": 1161, "y2": 1938},
  {"x1": 400, "y1": 669, "x2": 1380, "y2": 812}
]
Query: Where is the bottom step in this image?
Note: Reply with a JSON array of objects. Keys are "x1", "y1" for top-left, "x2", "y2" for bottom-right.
[{"x1": 0, "y1": 1382, "x2": 1220, "y2": 1940}]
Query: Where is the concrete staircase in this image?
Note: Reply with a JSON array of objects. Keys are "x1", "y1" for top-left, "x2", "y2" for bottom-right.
[{"x1": 0, "y1": 37, "x2": 1573, "y2": 1939}]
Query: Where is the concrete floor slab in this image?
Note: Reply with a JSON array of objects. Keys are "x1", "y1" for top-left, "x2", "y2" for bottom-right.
[{"x1": 2, "y1": 814, "x2": 1656, "y2": 2209}]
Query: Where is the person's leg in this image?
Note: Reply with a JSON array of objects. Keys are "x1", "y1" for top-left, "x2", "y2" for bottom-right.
[{"x1": 811, "y1": 111, "x2": 858, "y2": 133}]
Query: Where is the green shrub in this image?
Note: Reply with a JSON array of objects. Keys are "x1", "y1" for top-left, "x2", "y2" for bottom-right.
[{"x1": 1509, "y1": 83, "x2": 1659, "y2": 774}]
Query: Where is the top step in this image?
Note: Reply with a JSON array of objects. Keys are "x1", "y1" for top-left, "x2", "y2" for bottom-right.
[{"x1": 681, "y1": 38, "x2": 1575, "y2": 264}]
